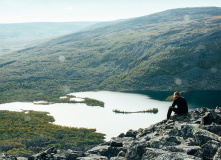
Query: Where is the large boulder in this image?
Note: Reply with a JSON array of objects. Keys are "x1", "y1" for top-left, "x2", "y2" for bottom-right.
[
  {"x1": 124, "y1": 142, "x2": 148, "y2": 160},
  {"x1": 110, "y1": 137, "x2": 134, "y2": 147},
  {"x1": 86, "y1": 144, "x2": 126, "y2": 159},
  {"x1": 194, "y1": 129, "x2": 221, "y2": 146},
  {"x1": 180, "y1": 124, "x2": 196, "y2": 139},
  {"x1": 110, "y1": 157, "x2": 126, "y2": 160},
  {"x1": 213, "y1": 147, "x2": 221, "y2": 160},
  {"x1": 77, "y1": 154, "x2": 108, "y2": 160},
  {"x1": 28, "y1": 147, "x2": 57, "y2": 160},
  {"x1": 141, "y1": 148, "x2": 201, "y2": 160},
  {"x1": 202, "y1": 123, "x2": 221, "y2": 136},
  {"x1": 194, "y1": 140, "x2": 221, "y2": 159},
  {"x1": 125, "y1": 130, "x2": 138, "y2": 138}
]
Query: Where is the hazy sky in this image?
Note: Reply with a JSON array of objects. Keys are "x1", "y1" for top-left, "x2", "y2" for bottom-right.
[{"x1": 1, "y1": 0, "x2": 221, "y2": 23}]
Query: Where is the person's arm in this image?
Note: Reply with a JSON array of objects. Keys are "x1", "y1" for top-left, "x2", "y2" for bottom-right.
[{"x1": 171, "y1": 99, "x2": 177, "y2": 108}]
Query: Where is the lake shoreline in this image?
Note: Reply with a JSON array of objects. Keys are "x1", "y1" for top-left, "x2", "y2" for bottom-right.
[{"x1": 0, "y1": 90, "x2": 220, "y2": 141}]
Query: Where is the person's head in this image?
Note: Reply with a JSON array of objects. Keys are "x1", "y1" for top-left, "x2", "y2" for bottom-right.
[{"x1": 173, "y1": 91, "x2": 180, "y2": 99}]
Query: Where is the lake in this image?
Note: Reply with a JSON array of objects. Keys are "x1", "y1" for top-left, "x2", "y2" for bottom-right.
[{"x1": 0, "y1": 90, "x2": 220, "y2": 140}]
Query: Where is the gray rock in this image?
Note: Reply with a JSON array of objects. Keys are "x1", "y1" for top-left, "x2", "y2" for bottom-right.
[
  {"x1": 180, "y1": 124, "x2": 196, "y2": 139},
  {"x1": 215, "y1": 114, "x2": 221, "y2": 124},
  {"x1": 86, "y1": 145, "x2": 109, "y2": 155},
  {"x1": 117, "y1": 151, "x2": 126, "y2": 157},
  {"x1": 64, "y1": 150, "x2": 84, "y2": 160},
  {"x1": 194, "y1": 129, "x2": 221, "y2": 146},
  {"x1": 110, "y1": 157, "x2": 126, "y2": 160},
  {"x1": 117, "y1": 133, "x2": 125, "y2": 138},
  {"x1": 171, "y1": 114, "x2": 190, "y2": 122},
  {"x1": 77, "y1": 154, "x2": 108, "y2": 160},
  {"x1": 45, "y1": 147, "x2": 57, "y2": 154},
  {"x1": 201, "y1": 112, "x2": 214, "y2": 125},
  {"x1": 166, "y1": 145, "x2": 201, "y2": 155},
  {"x1": 110, "y1": 137, "x2": 134, "y2": 148},
  {"x1": 196, "y1": 107, "x2": 209, "y2": 114},
  {"x1": 142, "y1": 148, "x2": 201, "y2": 160},
  {"x1": 190, "y1": 111, "x2": 201, "y2": 121},
  {"x1": 110, "y1": 141, "x2": 123, "y2": 147},
  {"x1": 136, "y1": 128, "x2": 152, "y2": 138},
  {"x1": 141, "y1": 148, "x2": 167, "y2": 160},
  {"x1": 17, "y1": 158, "x2": 28, "y2": 160},
  {"x1": 168, "y1": 128, "x2": 181, "y2": 137},
  {"x1": 195, "y1": 140, "x2": 221, "y2": 159},
  {"x1": 213, "y1": 147, "x2": 221, "y2": 160},
  {"x1": 215, "y1": 107, "x2": 221, "y2": 114},
  {"x1": 28, "y1": 152, "x2": 47, "y2": 160},
  {"x1": 160, "y1": 136, "x2": 181, "y2": 146},
  {"x1": 125, "y1": 142, "x2": 148, "y2": 160},
  {"x1": 146, "y1": 135, "x2": 181, "y2": 149},
  {"x1": 125, "y1": 130, "x2": 137, "y2": 138},
  {"x1": 202, "y1": 123, "x2": 221, "y2": 136},
  {"x1": 28, "y1": 147, "x2": 57, "y2": 160},
  {"x1": 148, "y1": 139, "x2": 163, "y2": 148},
  {"x1": 193, "y1": 118, "x2": 201, "y2": 124},
  {"x1": 186, "y1": 138, "x2": 196, "y2": 146},
  {"x1": 86, "y1": 145, "x2": 126, "y2": 159},
  {"x1": 52, "y1": 153, "x2": 66, "y2": 160}
]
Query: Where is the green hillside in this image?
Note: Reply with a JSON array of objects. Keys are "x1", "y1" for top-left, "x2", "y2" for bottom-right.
[{"x1": 0, "y1": 7, "x2": 221, "y2": 103}]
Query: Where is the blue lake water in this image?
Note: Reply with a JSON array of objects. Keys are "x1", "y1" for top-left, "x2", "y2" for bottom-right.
[{"x1": 0, "y1": 90, "x2": 220, "y2": 140}]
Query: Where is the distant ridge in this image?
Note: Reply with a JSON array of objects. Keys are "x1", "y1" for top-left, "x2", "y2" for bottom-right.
[{"x1": 0, "y1": 21, "x2": 98, "y2": 53}]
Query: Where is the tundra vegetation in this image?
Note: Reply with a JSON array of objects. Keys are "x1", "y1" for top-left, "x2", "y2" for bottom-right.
[{"x1": 0, "y1": 110, "x2": 105, "y2": 157}]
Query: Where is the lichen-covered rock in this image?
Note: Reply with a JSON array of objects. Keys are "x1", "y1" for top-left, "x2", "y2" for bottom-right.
[
  {"x1": 194, "y1": 129, "x2": 221, "y2": 146},
  {"x1": 202, "y1": 123, "x2": 221, "y2": 136},
  {"x1": 125, "y1": 130, "x2": 137, "y2": 138},
  {"x1": 213, "y1": 147, "x2": 221, "y2": 160},
  {"x1": 77, "y1": 154, "x2": 108, "y2": 160},
  {"x1": 124, "y1": 142, "x2": 147, "y2": 160},
  {"x1": 142, "y1": 148, "x2": 201, "y2": 160},
  {"x1": 110, "y1": 137, "x2": 134, "y2": 147},
  {"x1": 215, "y1": 107, "x2": 221, "y2": 114},
  {"x1": 166, "y1": 145, "x2": 201, "y2": 155},
  {"x1": 180, "y1": 124, "x2": 196, "y2": 139},
  {"x1": 195, "y1": 140, "x2": 221, "y2": 159},
  {"x1": 28, "y1": 147, "x2": 57, "y2": 160},
  {"x1": 86, "y1": 144, "x2": 126, "y2": 159},
  {"x1": 110, "y1": 157, "x2": 126, "y2": 160}
]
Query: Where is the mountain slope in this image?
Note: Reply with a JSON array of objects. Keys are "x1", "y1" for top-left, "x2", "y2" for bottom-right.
[{"x1": 0, "y1": 7, "x2": 221, "y2": 103}]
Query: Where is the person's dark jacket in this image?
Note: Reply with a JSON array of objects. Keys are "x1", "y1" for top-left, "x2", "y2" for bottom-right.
[{"x1": 172, "y1": 96, "x2": 188, "y2": 115}]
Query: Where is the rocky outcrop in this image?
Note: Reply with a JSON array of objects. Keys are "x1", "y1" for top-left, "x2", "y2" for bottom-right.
[{"x1": 4, "y1": 107, "x2": 221, "y2": 160}]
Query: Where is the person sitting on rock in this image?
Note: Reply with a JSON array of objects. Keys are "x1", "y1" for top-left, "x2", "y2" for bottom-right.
[{"x1": 166, "y1": 91, "x2": 188, "y2": 120}]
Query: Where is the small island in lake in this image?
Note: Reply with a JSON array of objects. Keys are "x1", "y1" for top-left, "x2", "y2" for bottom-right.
[{"x1": 112, "y1": 108, "x2": 158, "y2": 114}]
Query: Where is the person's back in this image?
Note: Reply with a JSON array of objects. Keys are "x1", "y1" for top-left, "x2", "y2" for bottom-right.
[
  {"x1": 166, "y1": 92, "x2": 188, "y2": 120},
  {"x1": 173, "y1": 96, "x2": 188, "y2": 115}
]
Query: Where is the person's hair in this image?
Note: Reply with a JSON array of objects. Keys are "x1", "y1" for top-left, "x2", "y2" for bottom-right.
[{"x1": 174, "y1": 91, "x2": 180, "y2": 96}]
